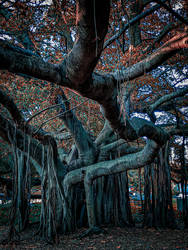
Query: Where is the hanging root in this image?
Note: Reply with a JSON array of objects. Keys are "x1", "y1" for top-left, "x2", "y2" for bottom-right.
[{"x1": 37, "y1": 143, "x2": 65, "y2": 242}]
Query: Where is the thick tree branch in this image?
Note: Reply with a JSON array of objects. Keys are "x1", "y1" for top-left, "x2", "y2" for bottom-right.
[
  {"x1": 99, "y1": 93, "x2": 169, "y2": 146},
  {"x1": 0, "y1": 1, "x2": 187, "y2": 150},
  {"x1": 65, "y1": 0, "x2": 110, "y2": 87},
  {"x1": 0, "y1": 89, "x2": 25, "y2": 125},
  {"x1": 0, "y1": 91, "x2": 67, "y2": 181},
  {"x1": 113, "y1": 31, "x2": 188, "y2": 82},
  {"x1": 0, "y1": 113, "x2": 66, "y2": 180},
  {"x1": 133, "y1": 95, "x2": 188, "y2": 114},
  {"x1": 104, "y1": 0, "x2": 168, "y2": 49},
  {"x1": 63, "y1": 139, "x2": 159, "y2": 199},
  {"x1": 55, "y1": 89, "x2": 96, "y2": 166},
  {"x1": 99, "y1": 139, "x2": 141, "y2": 161},
  {"x1": 145, "y1": 22, "x2": 175, "y2": 52},
  {"x1": 149, "y1": 87, "x2": 188, "y2": 113},
  {"x1": 83, "y1": 139, "x2": 159, "y2": 228},
  {"x1": 63, "y1": 138, "x2": 158, "y2": 228},
  {"x1": 95, "y1": 120, "x2": 115, "y2": 146},
  {"x1": 0, "y1": 89, "x2": 58, "y2": 147},
  {"x1": 132, "y1": 88, "x2": 188, "y2": 121},
  {"x1": 1, "y1": 30, "x2": 187, "y2": 95},
  {"x1": 0, "y1": 113, "x2": 43, "y2": 166},
  {"x1": 0, "y1": 39, "x2": 65, "y2": 86}
]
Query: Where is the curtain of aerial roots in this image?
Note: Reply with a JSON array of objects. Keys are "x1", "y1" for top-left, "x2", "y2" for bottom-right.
[
  {"x1": 144, "y1": 142, "x2": 175, "y2": 228},
  {"x1": 92, "y1": 172, "x2": 133, "y2": 227},
  {"x1": 64, "y1": 173, "x2": 133, "y2": 232},
  {"x1": 39, "y1": 144, "x2": 65, "y2": 242},
  {"x1": 8, "y1": 129, "x2": 31, "y2": 241},
  {"x1": 61, "y1": 149, "x2": 134, "y2": 229}
]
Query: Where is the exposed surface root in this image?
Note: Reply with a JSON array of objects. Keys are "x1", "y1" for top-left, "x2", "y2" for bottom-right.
[{"x1": 78, "y1": 226, "x2": 107, "y2": 239}]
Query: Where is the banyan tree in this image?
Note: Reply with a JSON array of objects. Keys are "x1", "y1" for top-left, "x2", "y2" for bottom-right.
[{"x1": 0, "y1": 0, "x2": 188, "y2": 242}]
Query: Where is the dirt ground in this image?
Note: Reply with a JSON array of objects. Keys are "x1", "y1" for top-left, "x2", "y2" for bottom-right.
[{"x1": 0, "y1": 225, "x2": 188, "y2": 250}]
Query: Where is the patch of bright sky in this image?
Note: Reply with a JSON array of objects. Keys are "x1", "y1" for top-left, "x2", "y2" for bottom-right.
[
  {"x1": 131, "y1": 112, "x2": 150, "y2": 121},
  {"x1": 180, "y1": 107, "x2": 188, "y2": 113},
  {"x1": 174, "y1": 2, "x2": 183, "y2": 10},
  {"x1": 71, "y1": 29, "x2": 76, "y2": 42},
  {"x1": 150, "y1": 1, "x2": 183, "y2": 10},
  {"x1": 45, "y1": 0, "x2": 52, "y2": 4},
  {"x1": 131, "y1": 110, "x2": 177, "y2": 126},
  {"x1": 156, "y1": 111, "x2": 177, "y2": 125},
  {"x1": 176, "y1": 78, "x2": 188, "y2": 87},
  {"x1": 138, "y1": 85, "x2": 153, "y2": 96},
  {"x1": 33, "y1": 0, "x2": 52, "y2": 5},
  {"x1": 0, "y1": 34, "x2": 12, "y2": 40}
]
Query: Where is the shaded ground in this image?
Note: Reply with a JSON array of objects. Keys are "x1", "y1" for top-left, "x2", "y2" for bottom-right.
[
  {"x1": 0, "y1": 225, "x2": 188, "y2": 249},
  {"x1": 0, "y1": 201, "x2": 187, "y2": 249}
]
